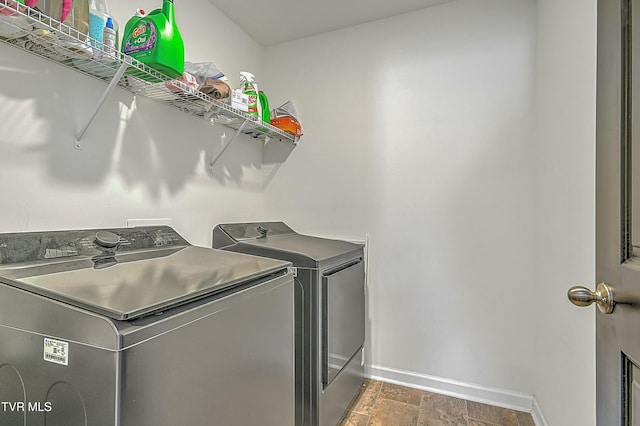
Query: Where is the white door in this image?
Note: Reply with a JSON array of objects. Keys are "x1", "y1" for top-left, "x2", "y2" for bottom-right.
[{"x1": 568, "y1": 0, "x2": 640, "y2": 424}]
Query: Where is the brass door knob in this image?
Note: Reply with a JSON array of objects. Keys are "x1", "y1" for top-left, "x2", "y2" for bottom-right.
[{"x1": 567, "y1": 282, "x2": 615, "y2": 314}]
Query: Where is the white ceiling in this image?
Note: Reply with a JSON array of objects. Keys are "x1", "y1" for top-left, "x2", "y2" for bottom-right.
[{"x1": 207, "y1": 0, "x2": 455, "y2": 46}]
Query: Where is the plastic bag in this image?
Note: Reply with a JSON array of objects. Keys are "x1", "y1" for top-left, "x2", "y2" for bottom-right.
[
  {"x1": 271, "y1": 100, "x2": 300, "y2": 120},
  {"x1": 184, "y1": 61, "x2": 230, "y2": 100}
]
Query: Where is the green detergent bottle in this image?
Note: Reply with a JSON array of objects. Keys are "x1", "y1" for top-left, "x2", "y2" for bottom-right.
[{"x1": 122, "y1": 0, "x2": 184, "y2": 82}]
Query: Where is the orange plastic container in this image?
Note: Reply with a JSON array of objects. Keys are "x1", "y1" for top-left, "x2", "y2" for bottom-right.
[{"x1": 270, "y1": 116, "x2": 302, "y2": 137}]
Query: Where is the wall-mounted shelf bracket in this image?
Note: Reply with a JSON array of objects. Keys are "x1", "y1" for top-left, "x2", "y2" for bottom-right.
[
  {"x1": 74, "y1": 60, "x2": 129, "y2": 149},
  {"x1": 209, "y1": 121, "x2": 249, "y2": 169}
]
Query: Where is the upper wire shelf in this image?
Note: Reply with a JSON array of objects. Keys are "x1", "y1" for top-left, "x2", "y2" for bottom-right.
[{"x1": 0, "y1": 1, "x2": 298, "y2": 145}]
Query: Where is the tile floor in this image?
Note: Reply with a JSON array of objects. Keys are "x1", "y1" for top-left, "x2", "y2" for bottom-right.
[{"x1": 340, "y1": 380, "x2": 536, "y2": 426}]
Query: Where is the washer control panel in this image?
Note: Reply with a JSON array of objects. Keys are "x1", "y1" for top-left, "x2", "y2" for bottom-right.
[{"x1": 0, "y1": 226, "x2": 189, "y2": 265}]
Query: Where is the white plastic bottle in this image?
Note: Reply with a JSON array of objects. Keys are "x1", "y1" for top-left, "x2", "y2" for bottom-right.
[
  {"x1": 35, "y1": 0, "x2": 69, "y2": 24},
  {"x1": 88, "y1": 0, "x2": 117, "y2": 53},
  {"x1": 101, "y1": 16, "x2": 116, "y2": 59}
]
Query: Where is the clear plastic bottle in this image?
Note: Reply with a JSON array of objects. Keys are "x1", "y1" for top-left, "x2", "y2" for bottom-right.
[
  {"x1": 65, "y1": 0, "x2": 89, "y2": 38},
  {"x1": 53, "y1": 0, "x2": 91, "y2": 57},
  {"x1": 88, "y1": 0, "x2": 117, "y2": 50},
  {"x1": 35, "y1": 0, "x2": 65, "y2": 23},
  {"x1": 36, "y1": 0, "x2": 89, "y2": 41}
]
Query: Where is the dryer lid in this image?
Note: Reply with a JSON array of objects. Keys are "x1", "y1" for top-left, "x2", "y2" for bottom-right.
[{"x1": 214, "y1": 222, "x2": 363, "y2": 268}]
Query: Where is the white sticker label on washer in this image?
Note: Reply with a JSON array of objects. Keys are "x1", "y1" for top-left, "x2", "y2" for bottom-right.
[{"x1": 43, "y1": 338, "x2": 68, "y2": 366}]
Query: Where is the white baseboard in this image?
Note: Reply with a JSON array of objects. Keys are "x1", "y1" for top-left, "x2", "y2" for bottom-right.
[
  {"x1": 368, "y1": 364, "x2": 549, "y2": 426},
  {"x1": 530, "y1": 398, "x2": 550, "y2": 426}
]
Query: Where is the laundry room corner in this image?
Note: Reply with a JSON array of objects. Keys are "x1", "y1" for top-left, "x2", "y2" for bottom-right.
[{"x1": 262, "y1": 0, "x2": 542, "y2": 415}]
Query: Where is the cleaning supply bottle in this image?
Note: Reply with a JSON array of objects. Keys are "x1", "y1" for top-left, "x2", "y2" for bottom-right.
[
  {"x1": 72, "y1": 0, "x2": 90, "y2": 32},
  {"x1": 101, "y1": 17, "x2": 116, "y2": 58},
  {"x1": 88, "y1": 0, "x2": 118, "y2": 53},
  {"x1": 240, "y1": 72, "x2": 261, "y2": 118},
  {"x1": 119, "y1": 8, "x2": 144, "y2": 59},
  {"x1": 122, "y1": 0, "x2": 184, "y2": 81},
  {"x1": 259, "y1": 91, "x2": 270, "y2": 123}
]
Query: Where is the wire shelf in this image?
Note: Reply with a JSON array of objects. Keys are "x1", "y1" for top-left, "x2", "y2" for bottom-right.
[{"x1": 0, "y1": 1, "x2": 298, "y2": 145}]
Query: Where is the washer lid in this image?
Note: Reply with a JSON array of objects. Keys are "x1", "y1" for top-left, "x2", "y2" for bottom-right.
[
  {"x1": 215, "y1": 222, "x2": 363, "y2": 268},
  {"x1": 0, "y1": 246, "x2": 289, "y2": 321}
]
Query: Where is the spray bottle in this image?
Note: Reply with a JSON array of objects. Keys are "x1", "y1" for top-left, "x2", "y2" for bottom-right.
[
  {"x1": 240, "y1": 71, "x2": 262, "y2": 119},
  {"x1": 34, "y1": 0, "x2": 72, "y2": 23}
]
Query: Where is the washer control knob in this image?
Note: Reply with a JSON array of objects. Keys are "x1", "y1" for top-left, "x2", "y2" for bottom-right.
[
  {"x1": 257, "y1": 225, "x2": 269, "y2": 238},
  {"x1": 95, "y1": 231, "x2": 121, "y2": 249}
]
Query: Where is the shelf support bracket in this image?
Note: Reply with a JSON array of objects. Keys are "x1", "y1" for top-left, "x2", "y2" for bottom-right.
[
  {"x1": 74, "y1": 61, "x2": 129, "y2": 149},
  {"x1": 209, "y1": 121, "x2": 248, "y2": 168}
]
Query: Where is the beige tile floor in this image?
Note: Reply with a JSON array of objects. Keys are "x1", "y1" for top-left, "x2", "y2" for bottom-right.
[{"x1": 340, "y1": 380, "x2": 536, "y2": 426}]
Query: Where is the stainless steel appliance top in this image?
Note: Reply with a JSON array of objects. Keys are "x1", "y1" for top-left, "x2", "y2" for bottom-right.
[
  {"x1": 213, "y1": 221, "x2": 363, "y2": 268},
  {"x1": 0, "y1": 226, "x2": 290, "y2": 320}
]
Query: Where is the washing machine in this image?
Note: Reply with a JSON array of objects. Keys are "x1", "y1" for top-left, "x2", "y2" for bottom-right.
[{"x1": 0, "y1": 225, "x2": 295, "y2": 426}]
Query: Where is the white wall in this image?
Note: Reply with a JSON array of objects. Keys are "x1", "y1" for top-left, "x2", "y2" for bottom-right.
[
  {"x1": 0, "y1": 0, "x2": 266, "y2": 246},
  {"x1": 533, "y1": 0, "x2": 597, "y2": 424},
  {"x1": 0, "y1": 0, "x2": 598, "y2": 422},
  {"x1": 263, "y1": 0, "x2": 540, "y2": 407}
]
